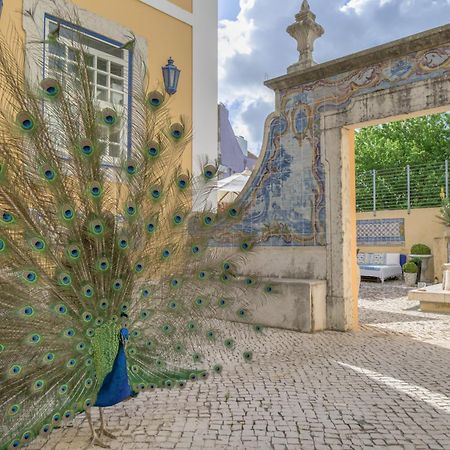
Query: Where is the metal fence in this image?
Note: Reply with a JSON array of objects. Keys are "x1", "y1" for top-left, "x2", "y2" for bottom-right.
[{"x1": 356, "y1": 161, "x2": 448, "y2": 213}]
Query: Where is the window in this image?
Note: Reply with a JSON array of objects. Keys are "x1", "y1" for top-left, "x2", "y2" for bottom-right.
[{"x1": 44, "y1": 17, "x2": 130, "y2": 164}]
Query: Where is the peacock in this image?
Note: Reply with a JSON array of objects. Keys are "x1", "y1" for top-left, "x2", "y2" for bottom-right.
[{"x1": 0, "y1": 13, "x2": 274, "y2": 450}]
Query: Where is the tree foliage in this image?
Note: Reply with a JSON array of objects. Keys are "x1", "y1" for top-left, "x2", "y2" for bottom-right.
[{"x1": 355, "y1": 113, "x2": 450, "y2": 211}]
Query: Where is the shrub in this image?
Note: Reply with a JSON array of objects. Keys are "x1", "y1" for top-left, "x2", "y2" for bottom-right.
[
  {"x1": 438, "y1": 198, "x2": 450, "y2": 227},
  {"x1": 403, "y1": 261, "x2": 418, "y2": 273},
  {"x1": 410, "y1": 244, "x2": 431, "y2": 255}
]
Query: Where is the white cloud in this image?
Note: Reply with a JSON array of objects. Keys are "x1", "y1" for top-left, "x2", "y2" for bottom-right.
[{"x1": 219, "y1": 0, "x2": 450, "y2": 154}]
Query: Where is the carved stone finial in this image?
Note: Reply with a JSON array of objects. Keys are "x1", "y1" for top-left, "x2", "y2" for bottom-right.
[{"x1": 287, "y1": 0, "x2": 324, "y2": 73}]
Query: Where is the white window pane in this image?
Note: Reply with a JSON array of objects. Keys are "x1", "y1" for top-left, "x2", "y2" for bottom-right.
[
  {"x1": 110, "y1": 62, "x2": 124, "y2": 77},
  {"x1": 97, "y1": 58, "x2": 108, "y2": 72},
  {"x1": 49, "y1": 41, "x2": 65, "y2": 57},
  {"x1": 97, "y1": 73, "x2": 108, "y2": 87},
  {"x1": 96, "y1": 88, "x2": 108, "y2": 101},
  {"x1": 110, "y1": 91, "x2": 124, "y2": 106},
  {"x1": 88, "y1": 69, "x2": 95, "y2": 83},
  {"x1": 49, "y1": 56, "x2": 65, "y2": 71},
  {"x1": 110, "y1": 77, "x2": 124, "y2": 92},
  {"x1": 85, "y1": 54, "x2": 94, "y2": 68}
]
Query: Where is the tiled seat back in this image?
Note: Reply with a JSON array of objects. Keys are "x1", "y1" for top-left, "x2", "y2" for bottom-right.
[
  {"x1": 367, "y1": 253, "x2": 386, "y2": 265},
  {"x1": 357, "y1": 253, "x2": 369, "y2": 264}
]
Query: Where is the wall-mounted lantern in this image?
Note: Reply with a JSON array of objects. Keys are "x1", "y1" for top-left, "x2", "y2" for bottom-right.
[{"x1": 162, "y1": 57, "x2": 181, "y2": 95}]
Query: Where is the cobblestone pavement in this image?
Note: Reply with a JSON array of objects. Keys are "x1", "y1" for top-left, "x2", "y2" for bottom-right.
[{"x1": 30, "y1": 281, "x2": 450, "y2": 450}]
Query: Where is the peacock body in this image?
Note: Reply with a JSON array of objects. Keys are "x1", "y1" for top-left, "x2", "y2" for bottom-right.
[{"x1": 0, "y1": 14, "x2": 272, "y2": 450}]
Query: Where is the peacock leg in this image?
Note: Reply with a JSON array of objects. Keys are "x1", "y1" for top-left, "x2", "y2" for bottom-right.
[
  {"x1": 86, "y1": 407, "x2": 110, "y2": 448},
  {"x1": 96, "y1": 407, "x2": 117, "y2": 439}
]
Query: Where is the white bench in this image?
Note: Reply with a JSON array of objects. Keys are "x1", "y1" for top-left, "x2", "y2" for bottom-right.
[{"x1": 358, "y1": 252, "x2": 403, "y2": 283}]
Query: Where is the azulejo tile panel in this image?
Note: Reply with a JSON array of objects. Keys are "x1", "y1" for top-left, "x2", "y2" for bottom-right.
[
  {"x1": 357, "y1": 218, "x2": 405, "y2": 246},
  {"x1": 226, "y1": 45, "x2": 449, "y2": 247}
]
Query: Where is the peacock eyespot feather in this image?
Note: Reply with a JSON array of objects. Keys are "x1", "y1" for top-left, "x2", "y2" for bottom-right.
[
  {"x1": 9, "y1": 404, "x2": 20, "y2": 415},
  {"x1": 155, "y1": 359, "x2": 164, "y2": 367},
  {"x1": 146, "y1": 222, "x2": 156, "y2": 234},
  {"x1": 147, "y1": 91, "x2": 164, "y2": 108},
  {"x1": 135, "y1": 262, "x2": 144, "y2": 273},
  {"x1": 77, "y1": 342, "x2": 86, "y2": 351},
  {"x1": 64, "y1": 410, "x2": 72, "y2": 419},
  {"x1": 100, "y1": 300, "x2": 109, "y2": 310},
  {"x1": 10, "y1": 365, "x2": 22, "y2": 376},
  {"x1": 66, "y1": 245, "x2": 81, "y2": 260},
  {"x1": 89, "y1": 220, "x2": 105, "y2": 236},
  {"x1": 177, "y1": 380, "x2": 186, "y2": 388},
  {"x1": 140, "y1": 310, "x2": 150, "y2": 320},
  {"x1": 82, "y1": 145, "x2": 93, "y2": 156},
  {"x1": 192, "y1": 353, "x2": 202, "y2": 362},
  {"x1": 162, "y1": 324, "x2": 174, "y2": 334},
  {"x1": 237, "y1": 309, "x2": 247, "y2": 317},
  {"x1": 85, "y1": 378, "x2": 93, "y2": 388},
  {"x1": 45, "y1": 352, "x2": 55, "y2": 362},
  {"x1": 40, "y1": 78, "x2": 61, "y2": 98},
  {"x1": 84, "y1": 399, "x2": 91, "y2": 408},
  {"x1": 23, "y1": 270, "x2": 38, "y2": 283},
  {"x1": 198, "y1": 271, "x2": 207, "y2": 280},
  {"x1": 118, "y1": 238, "x2": 129, "y2": 250},
  {"x1": 120, "y1": 304, "x2": 129, "y2": 313},
  {"x1": 240, "y1": 241, "x2": 251, "y2": 251},
  {"x1": 97, "y1": 258, "x2": 110, "y2": 272},
  {"x1": 187, "y1": 321, "x2": 197, "y2": 331},
  {"x1": 150, "y1": 188, "x2": 162, "y2": 200},
  {"x1": 147, "y1": 142, "x2": 160, "y2": 158},
  {"x1": 86, "y1": 328, "x2": 95, "y2": 337},
  {"x1": 95, "y1": 318, "x2": 103, "y2": 326},
  {"x1": 189, "y1": 373, "x2": 198, "y2": 381},
  {"x1": 207, "y1": 330, "x2": 215, "y2": 339},
  {"x1": 224, "y1": 339, "x2": 235, "y2": 349},
  {"x1": 66, "y1": 359, "x2": 77, "y2": 368},
  {"x1": 82, "y1": 285, "x2": 94, "y2": 298},
  {"x1": 82, "y1": 312, "x2": 92, "y2": 322},
  {"x1": 62, "y1": 206, "x2": 75, "y2": 222},
  {"x1": 34, "y1": 379, "x2": 45, "y2": 390},
  {"x1": 254, "y1": 324, "x2": 263, "y2": 333},
  {"x1": 194, "y1": 297, "x2": 204, "y2": 307},
  {"x1": 191, "y1": 245, "x2": 200, "y2": 255},
  {"x1": 30, "y1": 333, "x2": 41, "y2": 344},
  {"x1": 173, "y1": 213, "x2": 184, "y2": 225},
  {"x1": 228, "y1": 207, "x2": 239, "y2": 218},
  {"x1": 42, "y1": 167, "x2": 57, "y2": 182},
  {"x1": 169, "y1": 123, "x2": 184, "y2": 140},
  {"x1": 10, "y1": 439, "x2": 20, "y2": 448},
  {"x1": 85, "y1": 358, "x2": 93, "y2": 367},
  {"x1": 218, "y1": 298, "x2": 227, "y2": 308},
  {"x1": 164, "y1": 379, "x2": 173, "y2": 389},
  {"x1": 131, "y1": 365, "x2": 139, "y2": 374},
  {"x1": 22, "y1": 306, "x2": 34, "y2": 316},
  {"x1": 17, "y1": 111, "x2": 36, "y2": 132},
  {"x1": 243, "y1": 351, "x2": 253, "y2": 362},
  {"x1": 142, "y1": 288, "x2": 150, "y2": 298},
  {"x1": 1, "y1": 211, "x2": 15, "y2": 225},
  {"x1": 58, "y1": 384, "x2": 68, "y2": 395},
  {"x1": 41, "y1": 424, "x2": 51, "y2": 435},
  {"x1": 101, "y1": 108, "x2": 117, "y2": 126},
  {"x1": 177, "y1": 174, "x2": 189, "y2": 190},
  {"x1": 112, "y1": 279, "x2": 123, "y2": 291},
  {"x1": 128, "y1": 348, "x2": 137, "y2": 356},
  {"x1": 200, "y1": 371, "x2": 209, "y2": 380},
  {"x1": 88, "y1": 182, "x2": 103, "y2": 200},
  {"x1": 174, "y1": 343, "x2": 184, "y2": 352},
  {"x1": 170, "y1": 278, "x2": 180, "y2": 288},
  {"x1": 56, "y1": 304, "x2": 68, "y2": 315},
  {"x1": 131, "y1": 330, "x2": 140, "y2": 338},
  {"x1": 245, "y1": 278, "x2": 254, "y2": 286},
  {"x1": 213, "y1": 364, "x2": 223, "y2": 374},
  {"x1": 0, "y1": 238, "x2": 6, "y2": 253},
  {"x1": 264, "y1": 285, "x2": 273, "y2": 293},
  {"x1": 65, "y1": 328, "x2": 75, "y2": 338},
  {"x1": 223, "y1": 261, "x2": 231, "y2": 271},
  {"x1": 202, "y1": 214, "x2": 215, "y2": 226},
  {"x1": 203, "y1": 164, "x2": 217, "y2": 180},
  {"x1": 168, "y1": 301, "x2": 178, "y2": 310},
  {"x1": 162, "y1": 248, "x2": 171, "y2": 259},
  {"x1": 30, "y1": 238, "x2": 46, "y2": 252}
]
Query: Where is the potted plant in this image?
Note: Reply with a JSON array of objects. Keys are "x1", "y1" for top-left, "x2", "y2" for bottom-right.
[
  {"x1": 403, "y1": 261, "x2": 418, "y2": 287},
  {"x1": 409, "y1": 243, "x2": 432, "y2": 283}
]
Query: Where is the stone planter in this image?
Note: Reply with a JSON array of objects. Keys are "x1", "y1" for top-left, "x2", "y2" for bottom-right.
[
  {"x1": 404, "y1": 272, "x2": 417, "y2": 287},
  {"x1": 409, "y1": 254, "x2": 434, "y2": 283}
]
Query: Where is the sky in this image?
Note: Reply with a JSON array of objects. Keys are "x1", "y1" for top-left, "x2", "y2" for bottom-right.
[{"x1": 218, "y1": 0, "x2": 450, "y2": 155}]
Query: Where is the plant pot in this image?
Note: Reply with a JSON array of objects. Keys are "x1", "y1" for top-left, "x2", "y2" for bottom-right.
[
  {"x1": 404, "y1": 272, "x2": 417, "y2": 287},
  {"x1": 409, "y1": 254, "x2": 433, "y2": 283}
]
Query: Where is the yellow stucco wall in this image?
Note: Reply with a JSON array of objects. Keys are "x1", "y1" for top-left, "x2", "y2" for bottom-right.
[
  {"x1": 0, "y1": 0, "x2": 193, "y2": 170},
  {"x1": 169, "y1": 0, "x2": 193, "y2": 12},
  {"x1": 357, "y1": 207, "x2": 449, "y2": 278}
]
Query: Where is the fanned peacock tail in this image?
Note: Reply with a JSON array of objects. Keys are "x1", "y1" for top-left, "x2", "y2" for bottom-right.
[{"x1": 0, "y1": 17, "x2": 275, "y2": 450}]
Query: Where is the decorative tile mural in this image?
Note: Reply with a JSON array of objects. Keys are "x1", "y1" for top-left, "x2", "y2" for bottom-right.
[
  {"x1": 357, "y1": 219, "x2": 405, "y2": 246},
  {"x1": 224, "y1": 45, "x2": 450, "y2": 247}
]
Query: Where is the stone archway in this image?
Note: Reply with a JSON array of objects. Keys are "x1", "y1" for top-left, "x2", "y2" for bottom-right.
[{"x1": 236, "y1": 1, "x2": 450, "y2": 332}]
